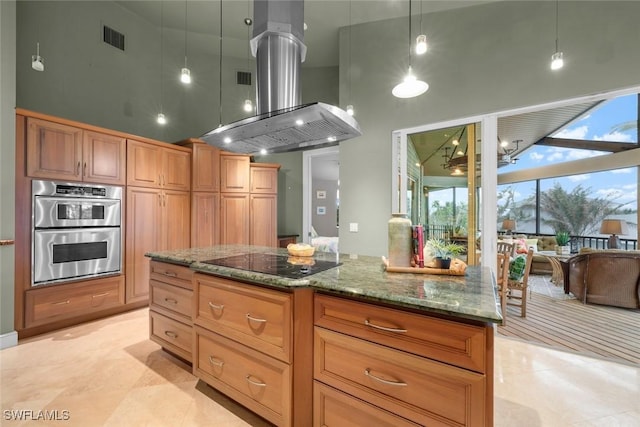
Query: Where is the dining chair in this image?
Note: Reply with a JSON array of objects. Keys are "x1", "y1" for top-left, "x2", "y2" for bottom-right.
[
  {"x1": 497, "y1": 241, "x2": 515, "y2": 259},
  {"x1": 496, "y1": 253, "x2": 511, "y2": 325},
  {"x1": 502, "y1": 248, "x2": 534, "y2": 322}
]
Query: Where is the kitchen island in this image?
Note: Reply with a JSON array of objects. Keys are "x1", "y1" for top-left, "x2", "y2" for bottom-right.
[{"x1": 146, "y1": 245, "x2": 502, "y2": 427}]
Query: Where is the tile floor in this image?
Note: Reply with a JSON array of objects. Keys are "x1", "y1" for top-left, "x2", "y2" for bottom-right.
[{"x1": 1, "y1": 307, "x2": 638, "y2": 427}]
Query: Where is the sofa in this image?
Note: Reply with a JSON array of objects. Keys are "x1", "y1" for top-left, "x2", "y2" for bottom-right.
[
  {"x1": 568, "y1": 250, "x2": 640, "y2": 309},
  {"x1": 511, "y1": 235, "x2": 558, "y2": 274}
]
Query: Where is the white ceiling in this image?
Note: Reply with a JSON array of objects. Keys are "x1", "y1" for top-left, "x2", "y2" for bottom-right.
[{"x1": 115, "y1": 0, "x2": 496, "y2": 67}]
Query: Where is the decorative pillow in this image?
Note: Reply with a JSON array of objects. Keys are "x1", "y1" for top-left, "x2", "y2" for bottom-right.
[
  {"x1": 514, "y1": 238, "x2": 528, "y2": 254},
  {"x1": 509, "y1": 255, "x2": 527, "y2": 281},
  {"x1": 525, "y1": 239, "x2": 538, "y2": 253}
]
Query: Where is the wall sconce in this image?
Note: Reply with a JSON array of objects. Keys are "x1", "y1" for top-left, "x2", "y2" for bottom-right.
[
  {"x1": 600, "y1": 219, "x2": 628, "y2": 249},
  {"x1": 31, "y1": 42, "x2": 44, "y2": 72}
]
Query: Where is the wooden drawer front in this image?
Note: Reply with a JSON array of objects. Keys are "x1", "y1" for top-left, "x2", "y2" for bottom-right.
[
  {"x1": 25, "y1": 276, "x2": 124, "y2": 327},
  {"x1": 150, "y1": 280, "x2": 193, "y2": 320},
  {"x1": 195, "y1": 275, "x2": 292, "y2": 363},
  {"x1": 315, "y1": 294, "x2": 486, "y2": 373},
  {"x1": 314, "y1": 327, "x2": 486, "y2": 427},
  {"x1": 314, "y1": 382, "x2": 421, "y2": 427},
  {"x1": 150, "y1": 311, "x2": 192, "y2": 361},
  {"x1": 195, "y1": 326, "x2": 291, "y2": 426},
  {"x1": 150, "y1": 261, "x2": 193, "y2": 290}
]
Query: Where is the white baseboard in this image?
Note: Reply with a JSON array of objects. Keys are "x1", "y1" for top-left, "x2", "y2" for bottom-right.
[{"x1": 0, "y1": 330, "x2": 18, "y2": 349}]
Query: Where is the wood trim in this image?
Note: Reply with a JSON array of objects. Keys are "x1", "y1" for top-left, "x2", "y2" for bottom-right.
[
  {"x1": 485, "y1": 324, "x2": 494, "y2": 427},
  {"x1": 291, "y1": 288, "x2": 314, "y2": 427},
  {"x1": 538, "y1": 136, "x2": 637, "y2": 153},
  {"x1": 15, "y1": 108, "x2": 191, "y2": 153},
  {"x1": 0, "y1": 240, "x2": 15, "y2": 245},
  {"x1": 14, "y1": 114, "x2": 29, "y2": 331}
]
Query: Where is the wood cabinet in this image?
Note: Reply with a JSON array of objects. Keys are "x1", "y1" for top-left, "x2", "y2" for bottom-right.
[
  {"x1": 125, "y1": 187, "x2": 190, "y2": 303},
  {"x1": 149, "y1": 261, "x2": 194, "y2": 362},
  {"x1": 193, "y1": 273, "x2": 313, "y2": 427},
  {"x1": 26, "y1": 117, "x2": 125, "y2": 184},
  {"x1": 313, "y1": 294, "x2": 492, "y2": 427},
  {"x1": 250, "y1": 164, "x2": 279, "y2": 194},
  {"x1": 24, "y1": 275, "x2": 124, "y2": 327},
  {"x1": 191, "y1": 192, "x2": 220, "y2": 248},
  {"x1": 127, "y1": 139, "x2": 191, "y2": 191},
  {"x1": 220, "y1": 154, "x2": 250, "y2": 193},
  {"x1": 250, "y1": 194, "x2": 278, "y2": 247},
  {"x1": 220, "y1": 193, "x2": 250, "y2": 245},
  {"x1": 191, "y1": 143, "x2": 220, "y2": 192}
]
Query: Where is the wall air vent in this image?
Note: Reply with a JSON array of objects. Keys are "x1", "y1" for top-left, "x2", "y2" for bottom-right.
[
  {"x1": 103, "y1": 25, "x2": 125, "y2": 51},
  {"x1": 237, "y1": 71, "x2": 252, "y2": 86}
]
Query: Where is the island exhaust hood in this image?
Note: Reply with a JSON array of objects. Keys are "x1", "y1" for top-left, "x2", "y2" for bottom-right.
[{"x1": 201, "y1": 0, "x2": 361, "y2": 155}]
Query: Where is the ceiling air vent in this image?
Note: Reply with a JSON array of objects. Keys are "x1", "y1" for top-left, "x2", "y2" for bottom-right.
[
  {"x1": 237, "y1": 71, "x2": 252, "y2": 86},
  {"x1": 103, "y1": 25, "x2": 125, "y2": 51}
]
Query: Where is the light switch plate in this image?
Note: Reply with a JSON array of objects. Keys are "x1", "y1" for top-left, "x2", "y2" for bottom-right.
[{"x1": 349, "y1": 223, "x2": 358, "y2": 232}]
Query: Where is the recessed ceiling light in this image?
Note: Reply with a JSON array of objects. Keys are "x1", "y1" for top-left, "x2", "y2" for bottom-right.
[
  {"x1": 295, "y1": 119, "x2": 304, "y2": 126},
  {"x1": 260, "y1": 148, "x2": 267, "y2": 155},
  {"x1": 223, "y1": 137, "x2": 232, "y2": 144},
  {"x1": 327, "y1": 136, "x2": 337, "y2": 142}
]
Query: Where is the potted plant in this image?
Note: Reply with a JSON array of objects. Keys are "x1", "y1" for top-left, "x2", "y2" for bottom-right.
[
  {"x1": 427, "y1": 239, "x2": 465, "y2": 269},
  {"x1": 555, "y1": 231, "x2": 570, "y2": 255}
]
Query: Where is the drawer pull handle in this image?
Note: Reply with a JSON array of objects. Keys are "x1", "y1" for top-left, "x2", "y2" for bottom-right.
[
  {"x1": 163, "y1": 271, "x2": 177, "y2": 277},
  {"x1": 164, "y1": 331, "x2": 178, "y2": 339},
  {"x1": 92, "y1": 292, "x2": 109, "y2": 298},
  {"x1": 246, "y1": 375, "x2": 267, "y2": 387},
  {"x1": 52, "y1": 300, "x2": 70, "y2": 305},
  {"x1": 364, "y1": 369, "x2": 407, "y2": 387},
  {"x1": 208, "y1": 301, "x2": 224, "y2": 311},
  {"x1": 364, "y1": 319, "x2": 407, "y2": 334},
  {"x1": 164, "y1": 297, "x2": 178, "y2": 304},
  {"x1": 208, "y1": 356, "x2": 224, "y2": 367},
  {"x1": 246, "y1": 314, "x2": 267, "y2": 323}
]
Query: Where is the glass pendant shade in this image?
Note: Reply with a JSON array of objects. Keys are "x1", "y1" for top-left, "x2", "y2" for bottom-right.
[
  {"x1": 392, "y1": 67, "x2": 429, "y2": 98},
  {"x1": 550, "y1": 51, "x2": 564, "y2": 70},
  {"x1": 243, "y1": 99, "x2": 253, "y2": 112},
  {"x1": 180, "y1": 67, "x2": 191, "y2": 84},
  {"x1": 31, "y1": 42, "x2": 44, "y2": 72},
  {"x1": 415, "y1": 34, "x2": 428, "y2": 55},
  {"x1": 346, "y1": 104, "x2": 354, "y2": 116},
  {"x1": 156, "y1": 113, "x2": 167, "y2": 125}
]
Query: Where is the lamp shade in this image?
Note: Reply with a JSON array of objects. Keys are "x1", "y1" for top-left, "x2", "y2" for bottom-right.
[
  {"x1": 600, "y1": 219, "x2": 628, "y2": 235},
  {"x1": 502, "y1": 219, "x2": 516, "y2": 231}
]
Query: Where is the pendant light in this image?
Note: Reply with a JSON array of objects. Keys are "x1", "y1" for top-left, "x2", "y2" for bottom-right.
[
  {"x1": 345, "y1": 0, "x2": 355, "y2": 116},
  {"x1": 392, "y1": 0, "x2": 428, "y2": 99},
  {"x1": 415, "y1": 0, "x2": 427, "y2": 55},
  {"x1": 157, "y1": 2, "x2": 167, "y2": 125},
  {"x1": 180, "y1": 0, "x2": 192, "y2": 84},
  {"x1": 550, "y1": 0, "x2": 564, "y2": 70},
  {"x1": 31, "y1": 42, "x2": 44, "y2": 72},
  {"x1": 242, "y1": 8, "x2": 254, "y2": 114}
]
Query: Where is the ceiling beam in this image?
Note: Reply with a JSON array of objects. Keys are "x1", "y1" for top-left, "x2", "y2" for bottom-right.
[{"x1": 537, "y1": 137, "x2": 638, "y2": 153}]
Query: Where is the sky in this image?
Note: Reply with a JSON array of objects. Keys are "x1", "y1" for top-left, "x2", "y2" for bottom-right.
[{"x1": 499, "y1": 93, "x2": 638, "y2": 210}]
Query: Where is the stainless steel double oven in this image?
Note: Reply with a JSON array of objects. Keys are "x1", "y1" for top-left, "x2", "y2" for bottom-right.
[{"x1": 32, "y1": 180, "x2": 122, "y2": 286}]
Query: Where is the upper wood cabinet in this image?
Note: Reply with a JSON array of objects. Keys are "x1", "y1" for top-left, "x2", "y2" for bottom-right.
[
  {"x1": 192, "y1": 192, "x2": 220, "y2": 248},
  {"x1": 193, "y1": 143, "x2": 220, "y2": 192},
  {"x1": 220, "y1": 154, "x2": 250, "y2": 193},
  {"x1": 127, "y1": 139, "x2": 191, "y2": 191},
  {"x1": 220, "y1": 193, "x2": 250, "y2": 245},
  {"x1": 26, "y1": 117, "x2": 125, "y2": 184},
  {"x1": 250, "y1": 164, "x2": 280, "y2": 194}
]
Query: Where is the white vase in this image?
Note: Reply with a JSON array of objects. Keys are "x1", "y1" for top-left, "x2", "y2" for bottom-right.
[{"x1": 388, "y1": 213, "x2": 413, "y2": 267}]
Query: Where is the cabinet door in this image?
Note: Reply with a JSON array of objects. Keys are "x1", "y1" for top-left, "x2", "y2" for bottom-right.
[
  {"x1": 250, "y1": 194, "x2": 277, "y2": 247},
  {"x1": 83, "y1": 131, "x2": 126, "y2": 185},
  {"x1": 220, "y1": 193, "x2": 250, "y2": 245},
  {"x1": 162, "y1": 190, "x2": 191, "y2": 250},
  {"x1": 192, "y1": 144, "x2": 220, "y2": 192},
  {"x1": 192, "y1": 192, "x2": 219, "y2": 248},
  {"x1": 126, "y1": 187, "x2": 161, "y2": 303},
  {"x1": 127, "y1": 140, "x2": 162, "y2": 188},
  {"x1": 163, "y1": 149, "x2": 191, "y2": 191},
  {"x1": 26, "y1": 117, "x2": 82, "y2": 181},
  {"x1": 250, "y1": 165, "x2": 278, "y2": 194},
  {"x1": 220, "y1": 155, "x2": 250, "y2": 192}
]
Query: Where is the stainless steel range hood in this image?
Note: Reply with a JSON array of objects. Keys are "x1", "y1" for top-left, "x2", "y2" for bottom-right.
[{"x1": 201, "y1": 0, "x2": 361, "y2": 155}]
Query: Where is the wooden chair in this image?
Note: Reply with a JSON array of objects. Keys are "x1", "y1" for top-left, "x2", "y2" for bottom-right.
[
  {"x1": 497, "y1": 241, "x2": 514, "y2": 259},
  {"x1": 499, "y1": 248, "x2": 534, "y2": 324},
  {"x1": 496, "y1": 253, "x2": 511, "y2": 325}
]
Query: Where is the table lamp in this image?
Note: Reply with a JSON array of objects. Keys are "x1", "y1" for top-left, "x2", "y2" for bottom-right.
[
  {"x1": 599, "y1": 219, "x2": 628, "y2": 249},
  {"x1": 502, "y1": 219, "x2": 516, "y2": 237}
]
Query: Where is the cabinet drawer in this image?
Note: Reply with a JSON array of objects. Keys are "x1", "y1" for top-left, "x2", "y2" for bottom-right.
[
  {"x1": 25, "y1": 276, "x2": 124, "y2": 327},
  {"x1": 314, "y1": 382, "x2": 421, "y2": 427},
  {"x1": 195, "y1": 274, "x2": 292, "y2": 363},
  {"x1": 315, "y1": 294, "x2": 487, "y2": 373},
  {"x1": 314, "y1": 327, "x2": 486, "y2": 427},
  {"x1": 150, "y1": 261, "x2": 193, "y2": 290},
  {"x1": 194, "y1": 326, "x2": 291, "y2": 427},
  {"x1": 149, "y1": 311, "x2": 192, "y2": 362},
  {"x1": 150, "y1": 280, "x2": 193, "y2": 320}
]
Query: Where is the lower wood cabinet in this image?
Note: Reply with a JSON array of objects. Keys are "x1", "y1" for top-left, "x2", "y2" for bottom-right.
[
  {"x1": 148, "y1": 261, "x2": 194, "y2": 362},
  {"x1": 24, "y1": 275, "x2": 124, "y2": 327}
]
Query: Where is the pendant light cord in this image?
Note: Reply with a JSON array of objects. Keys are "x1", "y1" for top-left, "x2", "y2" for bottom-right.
[
  {"x1": 555, "y1": 0, "x2": 559, "y2": 51},
  {"x1": 348, "y1": 0, "x2": 352, "y2": 104},
  {"x1": 184, "y1": 0, "x2": 188, "y2": 67},
  {"x1": 160, "y1": 2, "x2": 163, "y2": 114},
  {"x1": 408, "y1": 0, "x2": 412, "y2": 67},
  {"x1": 219, "y1": 0, "x2": 223, "y2": 126}
]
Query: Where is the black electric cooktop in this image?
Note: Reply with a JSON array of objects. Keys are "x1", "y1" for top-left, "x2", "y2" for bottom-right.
[{"x1": 201, "y1": 253, "x2": 341, "y2": 279}]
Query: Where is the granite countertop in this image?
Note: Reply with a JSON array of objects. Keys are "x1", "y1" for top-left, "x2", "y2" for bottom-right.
[{"x1": 146, "y1": 245, "x2": 502, "y2": 324}]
